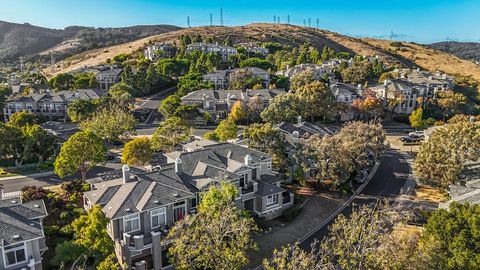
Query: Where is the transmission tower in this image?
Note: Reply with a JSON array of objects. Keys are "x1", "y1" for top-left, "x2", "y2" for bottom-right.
[
  {"x1": 274, "y1": 15, "x2": 276, "y2": 23},
  {"x1": 278, "y1": 16, "x2": 280, "y2": 24},
  {"x1": 287, "y1": 15, "x2": 290, "y2": 24},
  {"x1": 187, "y1": 16, "x2": 190, "y2": 28},
  {"x1": 308, "y1": 18, "x2": 311, "y2": 27},
  {"x1": 220, "y1": 8, "x2": 224, "y2": 26},
  {"x1": 316, "y1": 18, "x2": 319, "y2": 29},
  {"x1": 303, "y1": 19, "x2": 306, "y2": 27},
  {"x1": 210, "y1": 14, "x2": 213, "y2": 26}
]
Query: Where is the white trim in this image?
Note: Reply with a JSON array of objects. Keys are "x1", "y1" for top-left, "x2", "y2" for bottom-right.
[
  {"x1": 2, "y1": 242, "x2": 28, "y2": 269},
  {"x1": 266, "y1": 194, "x2": 278, "y2": 206},
  {"x1": 150, "y1": 207, "x2": 166, "y2": 229},
  {"x1": 123, "y1": 213, "x2": 141, "y2": 233}
]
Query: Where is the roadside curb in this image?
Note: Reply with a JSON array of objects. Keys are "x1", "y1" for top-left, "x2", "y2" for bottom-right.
[
  {"x1": 297, "y1": 158, "x2": 381, "y2": 244},
  {"x1": 0, "y1": 171, "x2": 55, "y2": 181}
]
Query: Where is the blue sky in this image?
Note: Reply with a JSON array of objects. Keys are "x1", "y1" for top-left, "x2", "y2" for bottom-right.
[{"x1": 1, "y1": 0, "x2": 479, "y2": 43}]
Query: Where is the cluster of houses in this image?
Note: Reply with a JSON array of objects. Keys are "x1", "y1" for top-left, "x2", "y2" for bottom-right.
[
  {"x1": 70, "y1": 65, "x2": 123, "y2": 90},
  {"x1": 3, "y1": 89, "x2": 107, "y2": 122},
  {"x1": 203, "y1": 67, "x2": 271, "y2": 89}
]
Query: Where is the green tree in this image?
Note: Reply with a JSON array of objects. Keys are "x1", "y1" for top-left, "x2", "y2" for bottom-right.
[
  {"x1": 73, "y1": 73, "x2": 99, "y2": 89},
  {"x1": 151, "y1": 117, "x2": 191, "y2": 152},
  {"x1": 7, "y1": 111, "x2": 37, "y2": 127},
  {"x1": 0, "y1": 84, "x2": 12, "y2": 109},
  {"x1": 80, "y1": 103, "x2": 137, "y2": 142},
  {"x1": 228, "y1": 69, "x2": 265, "y2": 90},
  {"x1": 159, "y1": 95, "x2": 181, "y2": 117},
  {"x1": 108, "y1": 82, "x2": 134, "y2": 101},
  {"x1": 67, "y1": 99, "x2": 97, "y2": 122},
  {"x1": 49, "y1": 73, "x2": 75, "y2": 90},
  {"x1": 435, "y1": 90, "x2": 467, "y2": 120},
  {"x1": 239, "y1": 58, "x2": 274, "y2": 71},
  {"x1": 290, "y1": 70, "x2": 315, "y2": 90},
  {"x1": 54, "y1": 130, "x2": 107, "y2": 181},
  {"x1": 121, "y1": 137, "x2": 153, "y2": 166},
  {"x1": 177, "y1": 73, "x2": 214, "y2": 97},
  {"x1": 71, "y1": 205, "x2": 114, "y2": 264},
  {"x1": 22, "y1": 124, "x2": 57, "y2": 163},
  {"x1": 413, "y1": 122, "x2": 480, "y2": 188},
  {"x1": 214, "y1": 119, "x2": 238, "y2": 142},
  {"x1": 167, "y1": 183, "x2": 257, "y2": 270},
  {"x1": 0, "y1": 123, "x2": 23, "y2": 166},
  {"x1": 244, "y1": 123, "x2": 288, "y2": 170},
  {"x1": 419, "y1": 203, "x2": 480, "y2": 270},
  {"x1": 296, "y1": 81, "x2": 336, "y2": 120},
  {"x1": 263, "y1": 243, "x2": 317, "y2": 270},
  {"x1": 261, "y1": 93, "x2": 304, "y2": 124}
]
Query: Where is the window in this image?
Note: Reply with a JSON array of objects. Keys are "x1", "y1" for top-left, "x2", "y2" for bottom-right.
[
  {"x1": 266, "y1": 195, "x2": 277, "y2": 205},
  {"x1": 173, "y1": 201, "x2": 186, "y2": 222},
  {"x1": 4, "y1": 243, "x2": 27, "y2": 267},
  {"x1": 151, "y1": 208, "x2": 166, "y2": 229},
  {"x1": 266, "y1": 162, "x2": 272, "y2": 170},
  {"x1": 190, "y1": 198, "x2": 197, "y2": 209},
  {"x1": 123, "y1": 213, "x2": 140, "y2": 233}
]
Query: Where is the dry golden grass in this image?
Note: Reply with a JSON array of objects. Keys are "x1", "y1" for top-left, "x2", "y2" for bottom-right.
[
  {"x1": 43, "y1": 23, "x2": 480, "y2": 83},
  {"x1": 392, "y1": 224, "x2": 423, "y2": 237},
  {"x1": 362, "y1": 38, "x2": 480, "y2": 82},
  {"x1": 411, "y1": 184, "x2": 448, "y2": 203}
]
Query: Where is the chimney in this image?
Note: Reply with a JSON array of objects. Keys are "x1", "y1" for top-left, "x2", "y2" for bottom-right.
[
  {"x1": 175, "y1": 157, "x2": 182, "y2": 174},
  {"x1": 297, "y1": 115, "x2": 302, "y2": 125},
  {"x1": 122, "y1": 165, "x2": 130, "y2": 184},
  {"x1": 292, "y1": 131, "x2": 300, "y2": 140},
  {"x1": 244, "y1": 154, "x2": 253, "y2": 166}
]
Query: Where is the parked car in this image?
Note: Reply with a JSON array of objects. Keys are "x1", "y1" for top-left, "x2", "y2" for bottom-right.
[
  {"x1": 408, "y1": 131, "x2": 425, "y2": 138},
  {"x1": 355, "y1": 170, "x2": 368, "y2": 184},
  {"x1": 400, "y1": 135, "x2": 423, "y2": 143}
]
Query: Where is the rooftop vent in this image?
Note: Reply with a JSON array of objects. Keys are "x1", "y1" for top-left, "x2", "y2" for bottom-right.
[
  {"x1": 13, "y1": 235, "x2": 20, "y2": 239},
  {"x1": 125, "y1": 208, "x2": 131, "y2": 212},
  {"x1": 34, "y1": 204, "x2": 40, "y2": 208},
  {"x1": 173, "y1": 193, "x2": 179, "y2": 198},
  {"x1": 11, "y1": 200, "x2": 17, "y2": 204},
  {"x1": 154, "y1": 200, "x2": 159, "y2": 204},
  {"x1": 29, "y1": 223, "x2": 35, "y2": 227}
]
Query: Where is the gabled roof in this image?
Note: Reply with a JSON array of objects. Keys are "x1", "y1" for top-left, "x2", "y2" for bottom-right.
[
  {"x1": 330, "y1": 82, "x2": 359, "y2": 96},
  {"x1": 0, "y1": 200, "x2": 47, "y2": 246},
  {"x1": 181, "y1": 89, "x2": 286, "y2": 102}
]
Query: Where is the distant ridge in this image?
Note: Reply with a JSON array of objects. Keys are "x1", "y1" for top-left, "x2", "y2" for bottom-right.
[{"x1": 0, "y1": 20, "x2": 181, "y2": 61}]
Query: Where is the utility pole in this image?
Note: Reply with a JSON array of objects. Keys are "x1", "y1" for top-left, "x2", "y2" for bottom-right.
[
  {"x1": 187, "y1": 16, "x2": 190, "y2": 28},
  {"x1": 220, "y1": 8, "x2": 223, "y2": 26},
  {"x1": 308, "y1": 17, "x2": 311, "y2": 27},
  {"x1": 210, "y1": 13, "x2": 213, "y2": 26},
  {"x1": 287, "y1": 15, "x2": 290, "y2": 24},
  {"x1": 316, "y1": 18, "x2": 319, "y2": 29}
]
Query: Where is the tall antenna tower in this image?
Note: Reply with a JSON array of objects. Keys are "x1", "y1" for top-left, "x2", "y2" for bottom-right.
[
  {"x1": 210, "y1": 14, "x2": 213, "y2": 26},
  {"x1": 316, "y1": 18, "x2": 319, "y2": 29},
  {"x1": 220, "y1": 8, "x2": 224, "y2": 26},
  {"x1": 187, "y1": 16, "x2": 190, "y2": 28},
  {"x1": 274, "y1": 15, "x2": 276, "y2": 23},
  {"x1": 278, "y1": 16, "x2": 280, "y2": 24},
  {"x1": 287, "y1": 15, "x2": 290, "y2": 24},
  {"x1": 308, "y1": 18, "x2": 311, "y2": 27},
  {"x1": 303, "y1": 19, "x2": 306, "y2": 27}
]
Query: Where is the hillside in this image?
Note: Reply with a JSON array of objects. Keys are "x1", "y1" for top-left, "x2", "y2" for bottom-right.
[
  {"x1": 0, "y1": 20, "x2": 181, "y2": 61},
  {"x1": 429, "y1": 41, "x2": 480, "y2": 62},
  {"x1": 42, "y1": 23, "x2": 480, "y2": 82}
]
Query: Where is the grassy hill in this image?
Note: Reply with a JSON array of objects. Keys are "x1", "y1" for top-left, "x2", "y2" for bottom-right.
[
  {"x1": 429, "y1": 41, "x2": 480, "y2": 62},
  {"x1": 0, "y1": 20, "x2": 180, "y2": 62},
  {"x1": 42, "y1": 23, "x2": 480, "y2": 82}
]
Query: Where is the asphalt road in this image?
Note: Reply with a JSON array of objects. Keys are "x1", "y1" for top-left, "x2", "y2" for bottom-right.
[{"x1": 299, "y1": 149, "x2": 410, "y2": 249}]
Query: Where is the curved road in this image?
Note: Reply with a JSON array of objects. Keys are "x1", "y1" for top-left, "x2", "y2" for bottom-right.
[{"x1": 299, "y1": 148, "x2": 411, "y2": 249}]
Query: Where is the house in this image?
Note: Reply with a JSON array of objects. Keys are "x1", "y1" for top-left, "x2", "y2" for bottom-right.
[
  {"x1": 181, "y1": 88, "x2": 286, "y2": 123},
  {"x1": 10, "y1": 83, "x2": 49, "y2": 95},
  {"x1": 70, "y1": 65, "x2": 123, "y2": 90},
  {"x1": 144, "y1": 43, "x2": 176, "y2": 61},
  {"x1": 0, "y1": 193, "x2": 48, "y2": 270},
  {"x1": 440, "y1": 162, "x2": 480, "y2": 209},
  {"x1": 83, "y1": 142, "x2": 293, "y2": 269},
  {"x1": 399, "y1": 68, "x2": 454, "y2": 98},
  {"x1": 3, "y1": 89, "x2": 107, "y2": 122},
  {"x1": 277, "y1": 63, "x2": 336, "y2": 83},
  {"x1": 369, "y1": 79, "x2": 419, "y2": 115},
  {"x1": 203, "y1": 67, "x2": 271, "y2": 90},
  {"x1": 95, "y1": 67, "x2": 123, "y2": 90},
  {"x1": 237, "y1": 43, "x2": 269, "y2": 56},
  {"x1": 330, "y1": 82, "x2": 362, "y2": 121},
  {"x1": 186, "y1": 43, "x2": 238, "y2": 62}
]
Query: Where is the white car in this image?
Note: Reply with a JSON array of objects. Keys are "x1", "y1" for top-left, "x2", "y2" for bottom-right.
[{"x1": 408, "y1": 131, "x2": 425, "y2": 138}]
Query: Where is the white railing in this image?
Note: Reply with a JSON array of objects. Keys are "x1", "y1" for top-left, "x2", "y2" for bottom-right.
[{"x1": 0, "y1": 190, "x2": 22, "y2": 200}]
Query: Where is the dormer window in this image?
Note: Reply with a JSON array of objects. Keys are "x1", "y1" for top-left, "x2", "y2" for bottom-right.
[{"x1": 123, "y1": 213, "x2": 140, "y2": 233}]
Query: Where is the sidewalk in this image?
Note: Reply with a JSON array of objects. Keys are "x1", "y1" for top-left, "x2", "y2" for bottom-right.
[{"x1": 0, "y1": 170, "x2": 55, "y2": 181}]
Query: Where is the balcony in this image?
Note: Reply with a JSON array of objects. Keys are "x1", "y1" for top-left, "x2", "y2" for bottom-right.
[{"x1": 122, "y1": 227, "x2": 171, "y2": 251}]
